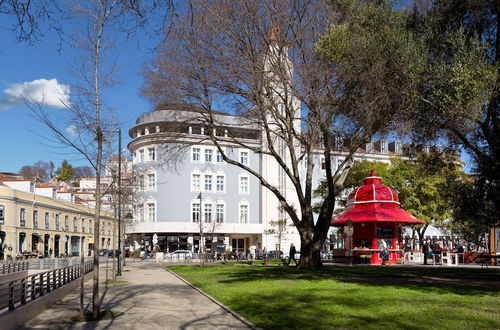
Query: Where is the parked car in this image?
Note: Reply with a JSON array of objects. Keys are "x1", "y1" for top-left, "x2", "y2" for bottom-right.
[
  {"x1": 266, "y1": 250, "x2": 284, "y2": 259},
  {"x1": 98, "y1": 249, "x2": 109, "y2": 256},
  {"x1": 172, "y1": 250, "x2": 193, "y2": 259},
  {"x1": 107, "y1": 249, "x2": 121, "y2": 257}
]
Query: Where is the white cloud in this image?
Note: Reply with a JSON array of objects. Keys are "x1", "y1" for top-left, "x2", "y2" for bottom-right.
[
  {"x1": 0, "y1": 78, "x2": 70, "y2": 109},
  {"x1": 66, "y1": 125, "x2": 76, "y2": 135}
]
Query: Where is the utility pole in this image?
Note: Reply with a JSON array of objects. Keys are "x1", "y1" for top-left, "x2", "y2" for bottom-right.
[{"x1": 117, "y1": 128, "x2": 122, "y2": 276}]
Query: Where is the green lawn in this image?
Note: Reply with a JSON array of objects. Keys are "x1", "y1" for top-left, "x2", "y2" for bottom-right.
[{"x1": 168, "y1": 265, "x2": 500, "y2": 330}]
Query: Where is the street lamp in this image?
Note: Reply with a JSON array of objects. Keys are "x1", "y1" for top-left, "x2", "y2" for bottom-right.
[
  {"x1": 197, "y1": 191, "x2": 202, "y2": 254},
  {"x1": 117, "y1": 128, "x2": 122, "y2": 276}
]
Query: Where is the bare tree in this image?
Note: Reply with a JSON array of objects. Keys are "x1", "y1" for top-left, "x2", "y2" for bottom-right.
[
  {"x1": 23, "y1": 0, "x2": 174, "y2": 319},
  {"x1": 142, "y1": 0, "x2": 422, "y2": 268}
]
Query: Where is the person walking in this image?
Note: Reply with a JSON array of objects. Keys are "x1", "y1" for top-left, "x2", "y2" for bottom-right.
[
  {"x1": 378, "y1": 239, "x2": 388, "y2": 265},
  {"x1": 288, "y1": 243, "x2": 297, "y2": 266}
]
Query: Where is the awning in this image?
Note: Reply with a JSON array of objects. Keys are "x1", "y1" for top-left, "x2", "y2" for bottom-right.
[
  {"x1": 54, "y1": 234, "x2": 60, "y2": 238},
  {"x1": 44, "y1": 233, "x2": 50, "y2": 237},
  {"x1": 331, "y1": 204, "x2": 426, "y2": 226},
  {"x1": 32, "y1": 233, "x2": 40, "y2": 237},
  {"x1": 19, "y1": 232, "x2": 26, "y2": 237},
  {"x1": 0, "y1": 231, "x2": 5, "y2": 237}
]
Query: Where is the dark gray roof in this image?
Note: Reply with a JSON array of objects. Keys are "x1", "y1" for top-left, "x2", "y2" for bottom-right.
[{"x1": 154, "y1": 102, "x2": 228, "y2": 116}]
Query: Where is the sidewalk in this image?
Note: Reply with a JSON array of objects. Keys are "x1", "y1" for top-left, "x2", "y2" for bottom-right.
[{"x1": 21, "y1": 261, "x2": 251, "y2": 329}]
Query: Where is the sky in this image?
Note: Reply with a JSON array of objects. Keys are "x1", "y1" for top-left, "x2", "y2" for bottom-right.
[
  {"x1": 0, "y1": 5, "x2": 473, "y2": 175},
  {"x1": 0, "y1": 13, "x2": 159, "y2": 173}
]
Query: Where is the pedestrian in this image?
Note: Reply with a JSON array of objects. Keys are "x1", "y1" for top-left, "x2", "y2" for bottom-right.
[
  {"x1": 288, "y1": 243, "x2": 297, "y2": 266},
  {"x1": 378, "y1": 239, "x2": 388, "y2": 265},
  {"x1": 423, "y1": 240, "x2": 430, "y2": 265}
]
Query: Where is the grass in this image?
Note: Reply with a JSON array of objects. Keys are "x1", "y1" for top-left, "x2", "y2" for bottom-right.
[
  {"x1": 168, "y1": 265, "x2": 500, "y2": 330},
  {"x1": 70, "y1": 310, "x2": 124, "y2": 322}
]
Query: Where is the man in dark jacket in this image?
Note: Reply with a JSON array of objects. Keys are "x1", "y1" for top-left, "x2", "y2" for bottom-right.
[{"x1": 288, "y1": 243, "x2": 297, "y2": 266}]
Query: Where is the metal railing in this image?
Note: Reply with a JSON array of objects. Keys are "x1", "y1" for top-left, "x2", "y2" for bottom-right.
[
  {"x1": 1, "y1": 261, "x2": 30, "y2": 275},
  {"x1": 0, "y1": 260, "x2": 93, "y2": 312}
]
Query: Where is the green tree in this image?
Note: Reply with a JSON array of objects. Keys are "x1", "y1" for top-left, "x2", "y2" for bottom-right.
[
  {"x1": 407, "y1": 0, "x2": 499, "y2": 225},
  {"x1": 54, "y1": 160, "x2": 74, "y2": 182}
]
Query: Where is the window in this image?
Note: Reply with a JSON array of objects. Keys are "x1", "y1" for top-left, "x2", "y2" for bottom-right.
[
  {"x1": 205, "y1": 149, "x2": 212, "y2": 162},
  {"x1": 216, "y1": 204, "x2": 224, "y2": 223},
  {"x1": 366, "y1": 142, "x2": 374, "y2": 153},
  {"x1": 0, "y1": 205, "x2": 4, "y2": 225},
  {"x1": 240, "y1": 151, "x2": 249, "y2": 165},
  {"x1": 44, "y1": 212, "x2": 49, "y2": 229},
  {"x1": 239, "y1": 176, "x2": 249, "y2": 194},
  {"x1": 108, "y1": 223, "x2": 111, "y2": 235},
  {"x1": 82, "y1": 218, "x2": 85, "y2": 233},
  {"x1": 137, "y1": 204, "x2": 144, "y2": 222},
  {"x1": 148, "y1": 173, "x2": 156, "y2": 190},
  {"x1": 216, "y1": 150, "x2": 224, "y2": 163},
  {"x1": 205, "y1": 175, "x2": 213, "y2": 191},
  {"x1": 147, "y1": 203, "x2": 155, "y2": 222},
  {"x1": 192, "y1": 203, "x2": 200, "y2": 223},
  {"x1": 381, "y1": 140, "x2": 388, "y2": 154},
  {"x1": 204, "y1": 203, "x2": 212, "y2": 223},
  {"x1": 65, "y1": 216, "x2": 69, "y2": 231},
  {"x1": 321, "y1": 157, "x2": 326, "y2": 170},
  {"x1": 192, "y1": 148, "x2": 200, "y2": 161},
  {"x1": 73, "y1": 217, "x2": 78, "y2": 232},
  {"x1": 55, "y1": 214, "x2": 60, "y2": 230},
  {"x1": 89, "y1": 219, "x2": 93, "y2": 233},
  {"x1": 395, "y1": 141, "x2": 402, "y2": 154},
  {"x1": 139, "y1": 149, "x2": 145, "y2": 162},
  {"x1": 20, "y1": 209, "x2": 26, "y2": 227},
  {"x1": 148, "y1": 147, "x2": 156, "y2": 161},
  {"x1": 216, "y1": 175, "x2": 225, "y2": 192},
  {"x1": 139, "y1": 174, "x2": 145, "y2": 191},
  {"x1": 239, "y1": 204, "x2": 249, "y2": 223},
  {"x1": 192, "y1": 174, "x2": 201, "y2": 191}
]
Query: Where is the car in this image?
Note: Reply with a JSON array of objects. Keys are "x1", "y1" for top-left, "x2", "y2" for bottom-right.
[
  {"x1": 266, "y1": 250, "x2": 284, "y2": 259},
  {"x1": 98, "y1": 249, "x2": 109, "y2": 256},
  {"x1": 171, "y1": 250, "x2": 193, "y2": 259},
  {"x1": 107, "y1": 249, "x2": 121, "y2": 257}
]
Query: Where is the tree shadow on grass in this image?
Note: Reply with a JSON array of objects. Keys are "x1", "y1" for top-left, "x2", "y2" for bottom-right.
[{"x1": 218, "y1": 284, "x2": 500, "y2": 330}]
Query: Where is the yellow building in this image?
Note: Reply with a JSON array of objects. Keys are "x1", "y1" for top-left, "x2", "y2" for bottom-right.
[{"x1": 0, "y1": 185, "x2": 117, "y2": 259}]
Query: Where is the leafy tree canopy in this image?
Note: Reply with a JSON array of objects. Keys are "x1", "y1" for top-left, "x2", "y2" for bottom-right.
[{"x1": 55, "y1": 160, "x2": 74, "y2": 182}]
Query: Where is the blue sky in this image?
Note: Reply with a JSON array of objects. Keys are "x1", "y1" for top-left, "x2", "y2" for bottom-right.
[
  {"x1": 0, "y1": 7, "x2": 472, "y2": 175},
  {"x1": 0, "y1": 14, "x2": 158, "y2": 173}
]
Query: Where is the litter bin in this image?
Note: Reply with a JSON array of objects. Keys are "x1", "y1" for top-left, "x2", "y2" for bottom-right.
[{"x1": 263, "y1": 256, "x2": 269, "y2": 265}]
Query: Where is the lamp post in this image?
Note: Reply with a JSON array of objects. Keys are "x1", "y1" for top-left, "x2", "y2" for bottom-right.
[
  {"x1": 197, "y1": 191, "x2": 202, "y2": 255},
  {"x1": 117, "y1": 128, "x2": 122, "y2": 276}
]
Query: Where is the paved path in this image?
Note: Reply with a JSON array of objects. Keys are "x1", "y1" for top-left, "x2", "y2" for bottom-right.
[{"x1": 21, "y1": 261, "x2": 251, "y2": 330}]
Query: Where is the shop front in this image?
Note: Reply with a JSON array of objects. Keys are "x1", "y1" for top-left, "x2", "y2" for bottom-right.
[
  {"x1": 71, "y1": 236, "x2": 80, "y2": 256},
  {"x1": 44, "y1": 234, "x2": 50, "y2": 258}
]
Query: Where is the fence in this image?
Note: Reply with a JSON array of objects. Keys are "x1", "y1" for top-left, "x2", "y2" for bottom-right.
[
  {"x1": 1, "y1": 261, "x2": 30, "y2": 275},
  {"x1": 0, "y1": 260, "x2": 93, "y2": 312}
]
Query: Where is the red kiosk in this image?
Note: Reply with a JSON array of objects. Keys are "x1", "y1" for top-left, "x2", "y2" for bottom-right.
[{"x1": 331, "y1": 170, "x2": 426, "y2": 264}]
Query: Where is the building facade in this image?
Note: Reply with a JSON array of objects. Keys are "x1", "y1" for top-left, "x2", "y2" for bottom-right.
[
  {"x1": 125, "y1": 103, "x2": 414, "y2": 254},
  {"x1": 0, "y1": 185, "x2": 117, "y2": 259}
]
